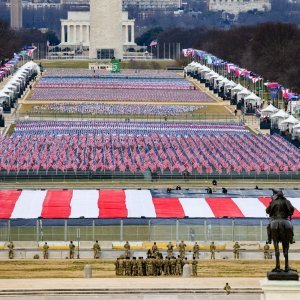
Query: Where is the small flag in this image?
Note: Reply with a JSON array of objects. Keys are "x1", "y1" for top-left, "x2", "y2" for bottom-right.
[{"x1": 150, "y1": 40, "x2": 158, "y2": 47}]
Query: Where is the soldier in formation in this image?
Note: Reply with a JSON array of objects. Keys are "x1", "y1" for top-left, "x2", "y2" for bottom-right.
[
  {"x1": 114, "y1": 254, "x2": 195, "y2": 277},
  {"x1": 210, "y1": 241, "x2": 216, "y2": 260},
  {"x1": 43, "y1": 242, "x2": 49, "y2": 259},
  {"x1": 193, "y1": 242, "x2": 200, "y2": 259},
  {"x1": 69, "y1": 241, "x2": 75, "y2": 259},
  {"x1": 124, "y1": 241, "x2": 130, "y2": 257},
  {"x1": 93, "y1": 240, "x2": 101, "y2": 259},
  {"x1": 167, "y1": 242, "x2": 174, "y2": 257},
  {"x1": 7, "y1": 241, "x2": 14, "y2": 259},
  {"x1": 178, "y1": 241, "x2": 187, "y2": 258},
  {"x1": 192, "y1": 257, "x2": 198, "y2": 276},
  {"x1": 233, "y1": 241, "x2": 240, "y2": 259},
  {"x1": 263, "y1": 242, "x2": 270, "y2": 259}
]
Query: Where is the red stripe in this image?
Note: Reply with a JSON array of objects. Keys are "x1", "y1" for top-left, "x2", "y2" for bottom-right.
[
  {"x1": 258, "y1": 197, "x2": 272, "y2": 207},
  {"x1": 0, "y1": 190, "x2": 22, "y2": 219},
  {"x1": 259, "y1": 197, "x2": 300, "y2": 218},
  {"x1": 206, "y1": 198, "x2": 245, "y2": 218},
  {"x1": 152, "y1": 198, "x2": 185, "y2": 218},
  {"x1": 98, "y1": 190, "x2": 127, "y2": 218},
  {"x1": 41, "y1": 190, "x2": 72, "y2": 218}
]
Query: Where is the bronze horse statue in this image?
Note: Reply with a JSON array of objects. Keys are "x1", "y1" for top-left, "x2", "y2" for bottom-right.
[{"x1": 266, "y1": 191, "x2": 295, "y2": 272}]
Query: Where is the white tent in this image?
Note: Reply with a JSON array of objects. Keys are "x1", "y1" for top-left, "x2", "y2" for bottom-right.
[
  {"x1": 231, "y1": 84, "x2": 244, "y2": 92},
  {"x1": 270, "y1": 110, "x2": 289, "y2": 128},
  {"x1": 224, "y1": 80, "x2": 237, "y2": 88},
  {"x1": 237, "y1": 88, "x2": 251, "y2": 101},
  {"x1": 244, "y1": 93, "x2": 261, "y2": 105},
  {"x1": 279, "y1": 115, "x2": 299, "y2": 132},
  {"x1": 261, "y1": 104, "x2": 278, "y2": 117},
  {"x1": 0, "y1": 91, "x2": 10, "y2": 104},
  {"x1": 292, "y1": 123, "x2": 300, "y2": 137}
]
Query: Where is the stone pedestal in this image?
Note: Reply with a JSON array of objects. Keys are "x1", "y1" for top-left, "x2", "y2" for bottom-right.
[
  {"x1": 182, "y1": 264, "x2": 191, "y2": 278},
  {"x1": 261, "y1": 278, "x2": 300, "y2": 300},
  {"x1": 84, "y1": 264, "x2": 92, "y2": 278}
]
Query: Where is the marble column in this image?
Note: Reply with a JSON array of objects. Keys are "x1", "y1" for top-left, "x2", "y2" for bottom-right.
[
  {"x1": 67, "y1": 25, "x2": 71, "y2": 43},
  {"x1": 131, "y1": 24, "x2": 134, "y2": 43},
  {"x1": 61, "y1": 24, "x2": 65, "y2": 43}
]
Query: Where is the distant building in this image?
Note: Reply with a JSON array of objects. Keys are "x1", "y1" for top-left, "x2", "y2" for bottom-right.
[
  {"x1": 208, "y1": 0, "x2": 271, "y2": 15},
  {"x1": 60, "y1": 7, "x2": 136, "y2": 59},
  {"x1": 123, "y1": 0, "x2": 182, "y2": 9},
  {"x1": 10, "y1": 0, "x2": 22, "y2": 29}
]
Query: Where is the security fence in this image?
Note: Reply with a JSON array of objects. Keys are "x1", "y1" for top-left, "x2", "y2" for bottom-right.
[{"x1": 1, "y1": 218, "x2": 300, "y2": 243}]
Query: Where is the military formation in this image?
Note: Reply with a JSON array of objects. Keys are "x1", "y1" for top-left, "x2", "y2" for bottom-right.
[
  {"x1": 114, "y1": 255, "x2": 199, "y2": 277},
  {"x1": 5, "y1": 240, "x2": 271, "y2": 262}
]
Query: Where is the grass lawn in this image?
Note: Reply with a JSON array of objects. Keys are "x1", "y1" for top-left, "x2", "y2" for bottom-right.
[{"x1": 41, "y1": 60, "x2": 179, "y2": 70}]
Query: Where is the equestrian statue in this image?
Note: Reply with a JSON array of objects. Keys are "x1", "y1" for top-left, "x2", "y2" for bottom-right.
[{"x1": 266, "y1": 190, "x2": 298, "y2": 280}]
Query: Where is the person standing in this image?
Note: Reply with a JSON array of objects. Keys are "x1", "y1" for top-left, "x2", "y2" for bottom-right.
[
  {"x1": 224, "y1": 283, "x2": 231, "y2": 295},
  {"x1": 93, "y1": 240, "x2": 101, "y2": 259},
  {"x1": 176, "y1": 255, "x2": 182, "y2": 276},
  {"x1": 233, "y1": 242, "x2": 240, "y2": 259},
  {"x1": 43, "y1": 242, "x2": 49, "y2": 259},
  {"x1": 124, "y1": 241, "x2": 130, "y2": 257},
  {"x1": 131, "y1": 257, "x2": 138, "y2": 276},
  {"x1": 193, "y1": 242, "x2": 200, "y2": 259},
  {"x1": 212, "y1": 179, "x2": 218, "y2": 192},
  {"x1": 192, "y1": 257, "x2": 198, "y2": 276},
  {"x1": 69, "y1": 241, "x2": 75, "y2": 259},
  {"x1": 114, "y1": 258, "x2": 120, "y2": 276},
  {"x1": 152, "y1": 242, "x2": 158, "y2": 258},
  {"x1": 7, "y1": 241, "x2": 14, "y2": 259},
  {"x1": 125, "y1": 257, "x2": 131, "y2": 276},
  {"x1": 163, "y1": 257, "x2": 170, "y2": 276},
  {"x1": 210, "y1": 242, "x2": 216, "y2": 260},
  {"x1": 264, "y1": 242, "x2": 270, "y2": 260},
  {"x1": 178, "y1": 240, "x2": 187, "y2": 258},
  {"x1": 167, "y1": 242, "x2": 174, "y2": 258},
  {"x1": 138, "y1": 257, "x2": 144, "y2": 276}
]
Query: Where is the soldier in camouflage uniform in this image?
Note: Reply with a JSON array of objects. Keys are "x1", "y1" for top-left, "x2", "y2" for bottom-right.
[
  {"x1": 146, "y1": 256, "x2": 153, "y2": 276},
  {"x1": 114, "y1": 258, "x2": 120, "y2": 276},
  {"x1": 264, "y1": 242, "x2": 270, "y2": 260},
  {"x1": 7, "y1": 241, "x2": 14, "y2": 259},
  {"x1": 124, "y1": 241, "x2": 130, "y2": 258},
  {"x1": 193, "y1": 242, "x2": 200, "y2": 259},
  {"x1": 210, "y1": 242, "x2": 216, "y2": 260},
  {"x1": 163, "y1": 257, "x2": 170, "y2": 275},
  {"x1": 131, "y1": 257, "x2": 138, "y2": 276},
  {"x1": 167, "y1": 242, "x2": 174, "y2": 258},
  {"x1": 43, "y1": 242, "x2": 49, "y2": 259},
  {"x1": 138, "y1": 257, "x2": 144, "y2": 276},
  {"x1": 152, "y1": 256, "x2": 157, "y2": 276},
  {"x1": 176, "y1": 255, "x2": 182, "y2": 276},
  {"x1": 170, "y1": 256, "x2": 176, "y2": 275},
  {"x1": 192, "y1": 257, "x2": 198, "y2": 276},
  {"x1": 152, "y1": 242, "x2": 158, "y2": 258},
  {"x1": 93, "y1": 241, "x2": 101, "y2": 259},
  {"x1": 69, "y1": 241, "x2": 75, "y2": 259},
  {"x1": 156, "y1": 256, "x2": 163, "y2": 276},
  {"x1": 178, "y1": 241, "x2": 187, "y2": 258},
  {"x1": 125, "y1": 257, "x2": 131, "y2": 276},
  {"x1": 233, "y1": 242, "x2": 240, "y2": 259}
]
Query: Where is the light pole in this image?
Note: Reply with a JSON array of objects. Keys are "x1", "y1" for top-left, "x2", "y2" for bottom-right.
[{"x1": 77, "y1": 228, "x2": 80, "y2": 259}]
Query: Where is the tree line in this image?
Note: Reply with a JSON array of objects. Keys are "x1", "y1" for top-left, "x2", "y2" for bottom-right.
[
  {"x1": 0, "y1": 20, "x2": 58, "y2": 63},
  {"x1": 157, "y1": 22, "x2": 300, "y2": 93}
]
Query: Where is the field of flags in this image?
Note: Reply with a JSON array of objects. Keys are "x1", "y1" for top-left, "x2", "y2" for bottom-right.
[
  {"x1": 29, "y1": 69, "x2": 212, "y2": 103},
  {"x1": 0, "y1": 121, "x2": 299, "y2": 174}
]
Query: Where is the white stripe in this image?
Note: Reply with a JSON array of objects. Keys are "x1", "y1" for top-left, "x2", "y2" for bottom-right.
[
  {"x1": 11, "y1": 190, "x2": 47, "y2": 218},
  {"x1": 287, "y1": 198, "x2": 300, "y2": 212},
  {"x1": 70, "y1": 190, "x2": 99, "y2": 218},
  {"x1": 232, "y1": 198, "x2": 267, "y2": 218},
  {"x1": 179, "y1": 198, "x2": 215, "y2": 218},
  {"x1": 125, "y1": 190, "x2": 156, "y2": 218}
]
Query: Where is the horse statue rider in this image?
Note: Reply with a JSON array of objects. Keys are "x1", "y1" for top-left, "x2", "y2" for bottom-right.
[{"x1": 266, "y1": 190, "x2": 296, "y2": 273}]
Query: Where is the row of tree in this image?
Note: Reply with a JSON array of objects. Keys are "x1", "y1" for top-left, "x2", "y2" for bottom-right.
[
  {"x1": 156, "y1": 22, "x2": 300, "y2": 93},
  {"x1": 0, "y1": 21, "x2": 58, "y2": 62}
]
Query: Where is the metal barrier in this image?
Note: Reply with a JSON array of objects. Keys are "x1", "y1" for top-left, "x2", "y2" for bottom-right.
[{"x1": 2, "y1": 218, "x2": 299, "y2": 243}]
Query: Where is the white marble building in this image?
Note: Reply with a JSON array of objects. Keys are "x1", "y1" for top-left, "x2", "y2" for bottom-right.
[
  {"x1": 208, "y1": 0, "x2": 271, "y2": 15},
  {"x1": 60, "y1": 2, "x2": 136, "y2": 59}
]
